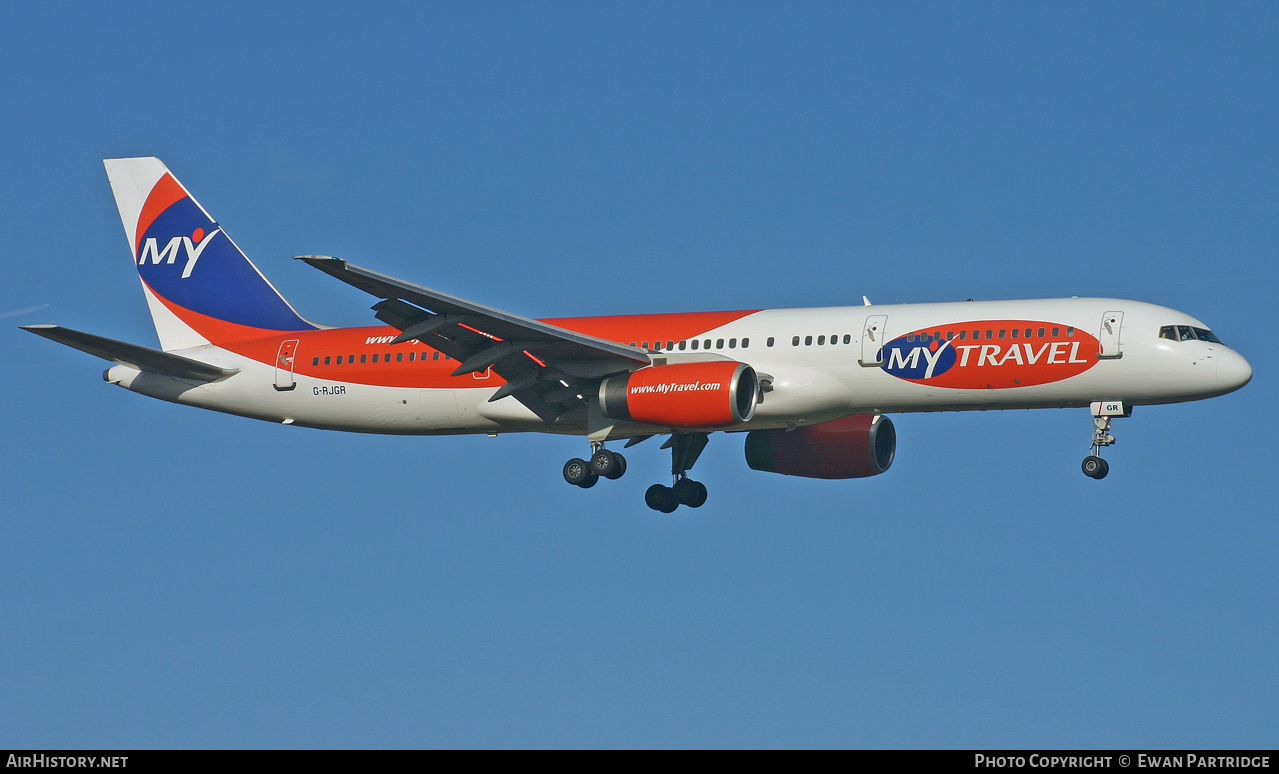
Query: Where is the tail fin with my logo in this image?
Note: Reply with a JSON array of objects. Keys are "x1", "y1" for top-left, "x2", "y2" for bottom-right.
[{"x1": 103, "y1": 157, "x2": 316, "y2": 351}]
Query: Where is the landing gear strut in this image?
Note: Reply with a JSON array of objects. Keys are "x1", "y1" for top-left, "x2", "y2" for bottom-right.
[
  {"x1": 563, "y1": 442, "x2": 627, "y2": 489},
  {"x1": 645, "y1": 433, "x2": 710, "y2": 513},
  {"x1": 1082, "y1": 401, "x2": 1126, "y2": 480}
]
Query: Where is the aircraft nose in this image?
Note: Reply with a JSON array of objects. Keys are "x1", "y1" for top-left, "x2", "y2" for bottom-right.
[{"x1": 1217, "y1": 348, "x2": 1253, "y2": 393}]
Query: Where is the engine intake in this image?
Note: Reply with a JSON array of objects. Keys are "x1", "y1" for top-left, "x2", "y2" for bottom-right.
[
  {"x1": 745, "y1": 414, "x2": 896, "y2": 479},
  {"x1": 600, "y1": 361, "x2": 759, "y2": 429}
]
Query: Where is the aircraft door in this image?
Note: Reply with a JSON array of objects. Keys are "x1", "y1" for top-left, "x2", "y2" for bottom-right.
[
  {"x1": 1099, "y1": 312, "x2": 1124, "y2": 359},
  {"x1": 274, "y1": 339, "x2": 300, "y2": 390},
  {"x1": 418, "y1": 389, "x2": 463, "y2": 429},
  {"x1": 859, "y1": 315, "x2": 888, "y2": 366}
]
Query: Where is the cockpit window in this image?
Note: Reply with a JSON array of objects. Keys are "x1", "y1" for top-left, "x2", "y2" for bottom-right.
[{"x1": 1164, "y1": 325, "x2": 1223, "y2": 344}]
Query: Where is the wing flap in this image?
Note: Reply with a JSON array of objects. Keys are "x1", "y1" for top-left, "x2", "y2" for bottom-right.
[
  {"x1": 21, "y1": 325, "x2": 236, "y2": 381},
  {"x1": 296, "y1": 255, "x2": 649, "y2": 367},
  {"x1": 296, "y1": 255, "x2": 652, "y2": 426}
]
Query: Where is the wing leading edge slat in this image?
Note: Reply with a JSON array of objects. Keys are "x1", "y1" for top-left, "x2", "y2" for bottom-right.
[{"x1": 296, "y1": 255, "x2": 651, "y2": 426}]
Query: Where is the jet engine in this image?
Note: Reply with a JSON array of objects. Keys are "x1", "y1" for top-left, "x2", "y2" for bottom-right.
[
  {"x1": 744, "y1": 414, "x2": 895, "y2": 479},
  {"x1": 599, "y1": 361, "x2": 759, "y2": 429}
]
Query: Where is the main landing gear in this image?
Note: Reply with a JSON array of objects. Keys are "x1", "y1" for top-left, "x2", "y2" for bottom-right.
[
  {"x1": 1082, "y1": 401, "x2": 1127, "y2": 480},
  {"x1": 644, "y1": 433, "x2": 709, "y2": 513},
  {"x1": 562, "y1": 433, "x2": 711, "y2": 512},
  {"x1": 563, "y1": 443, "x2": 627, "y2": 489}
]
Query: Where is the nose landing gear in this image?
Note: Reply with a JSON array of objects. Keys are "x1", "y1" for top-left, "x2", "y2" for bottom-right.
[
  {"x1": 1082, "y1": 452, "x2": 1109, "y2": 479},
  {"x1": 1082, "y1": 401, "x2": 1128, "y2": 480}
]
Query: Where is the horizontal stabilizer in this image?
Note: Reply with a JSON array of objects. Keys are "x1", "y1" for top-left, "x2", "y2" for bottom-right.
[{"x1": 21, "y1": 325, "x2": 236, "y2": 381}]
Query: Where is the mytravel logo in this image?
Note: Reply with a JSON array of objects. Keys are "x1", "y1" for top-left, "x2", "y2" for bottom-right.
[
  {"x1": 136, "y1": 227, "x2": 223, "y2": 279},
  {"x1": 881, "y1": 320, "x2": 1100, "y2": 389},
  {"x1": 630, "y1": 381, "x2": 721, "y2": 395}
]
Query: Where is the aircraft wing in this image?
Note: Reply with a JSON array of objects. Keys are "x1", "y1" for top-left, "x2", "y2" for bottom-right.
[
  {"x1": 21, "y1": 325, "x2": 236, "y2": 381},
  {"x1": 296, "y1": 255, "x2": 651, "y2": 423}
]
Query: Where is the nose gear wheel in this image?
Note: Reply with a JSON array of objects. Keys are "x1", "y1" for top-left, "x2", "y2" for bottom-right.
[{"x1": 1082, "y1": 412, "x2": 1117, "y2": 480}]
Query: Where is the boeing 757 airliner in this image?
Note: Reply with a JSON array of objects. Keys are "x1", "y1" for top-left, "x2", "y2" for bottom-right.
[{"x1": 23, "y1": 158, "x2": 1253, "y2": 511}]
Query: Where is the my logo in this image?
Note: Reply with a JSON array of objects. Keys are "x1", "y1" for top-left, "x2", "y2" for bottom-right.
[
  {"x1": 881, "y1": 320, "x2": 1101, "y2": 389},
  {"x1": 882, "y1": 335, "x2": 957, "y2": 380},
  {"x1": 137, "y1": 227, "x2": 222, "y2": 279}
]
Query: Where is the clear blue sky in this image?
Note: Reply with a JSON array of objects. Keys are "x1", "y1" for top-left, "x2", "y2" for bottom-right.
[{"x1": 2, "y1": 2, "x2": 1276, "y2": 748}]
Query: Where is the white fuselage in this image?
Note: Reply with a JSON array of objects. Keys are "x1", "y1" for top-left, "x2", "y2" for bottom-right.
[{"x1": 104, "y1": 297, "x2": 1252, "y2": 437}]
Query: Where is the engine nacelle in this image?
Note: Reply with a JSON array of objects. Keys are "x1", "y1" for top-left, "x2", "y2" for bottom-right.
[
  {"x1": 600, "y1": 361, "x2": 759, "y2": 429},
  {"x1": 744, "y1": 414, "x2": 896, "y2": 479}
]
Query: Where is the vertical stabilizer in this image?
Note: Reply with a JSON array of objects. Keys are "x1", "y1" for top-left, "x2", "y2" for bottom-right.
[{"x1": 104, "y1": 157, "x2": 317, "y2": 351}]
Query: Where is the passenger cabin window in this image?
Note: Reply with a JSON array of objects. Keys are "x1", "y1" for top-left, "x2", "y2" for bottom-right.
[
  {"x1": 792, "y1": 336, "x2": 800, "y2": 346},
  {"x1": 324, "y1": 356, "x2": 332, "y2": 365},
  {"x1": 843, "y1": 334, "x2": 851, "y2": 344},
  {"x1": 742, "y1": 338, "x2": 749, "y2": 348},
  {"x1": 817, "y1": 335, "x2": 825, "y2": 345},
  {"x1": 805, "y1": 335, "x2": 813, "y2": 346},
  {"x1": 716, "y1": 339, "x2": 724, "y2": 349},
  {"x1": 728, "y1": 338, "x2": 736, "y2": 348},
  {"x1": 767, "y1": 337, "x2": 775, "y2": 347},
  {"x1": 312, "y1": 357, "x2": 320, "y2": 366},
  {"x1": 360, "y1": 354, "x2": 368, "y2": 363},
  {"x1": 691, "y1": 340, "x2": 699, "y2": 350}
]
